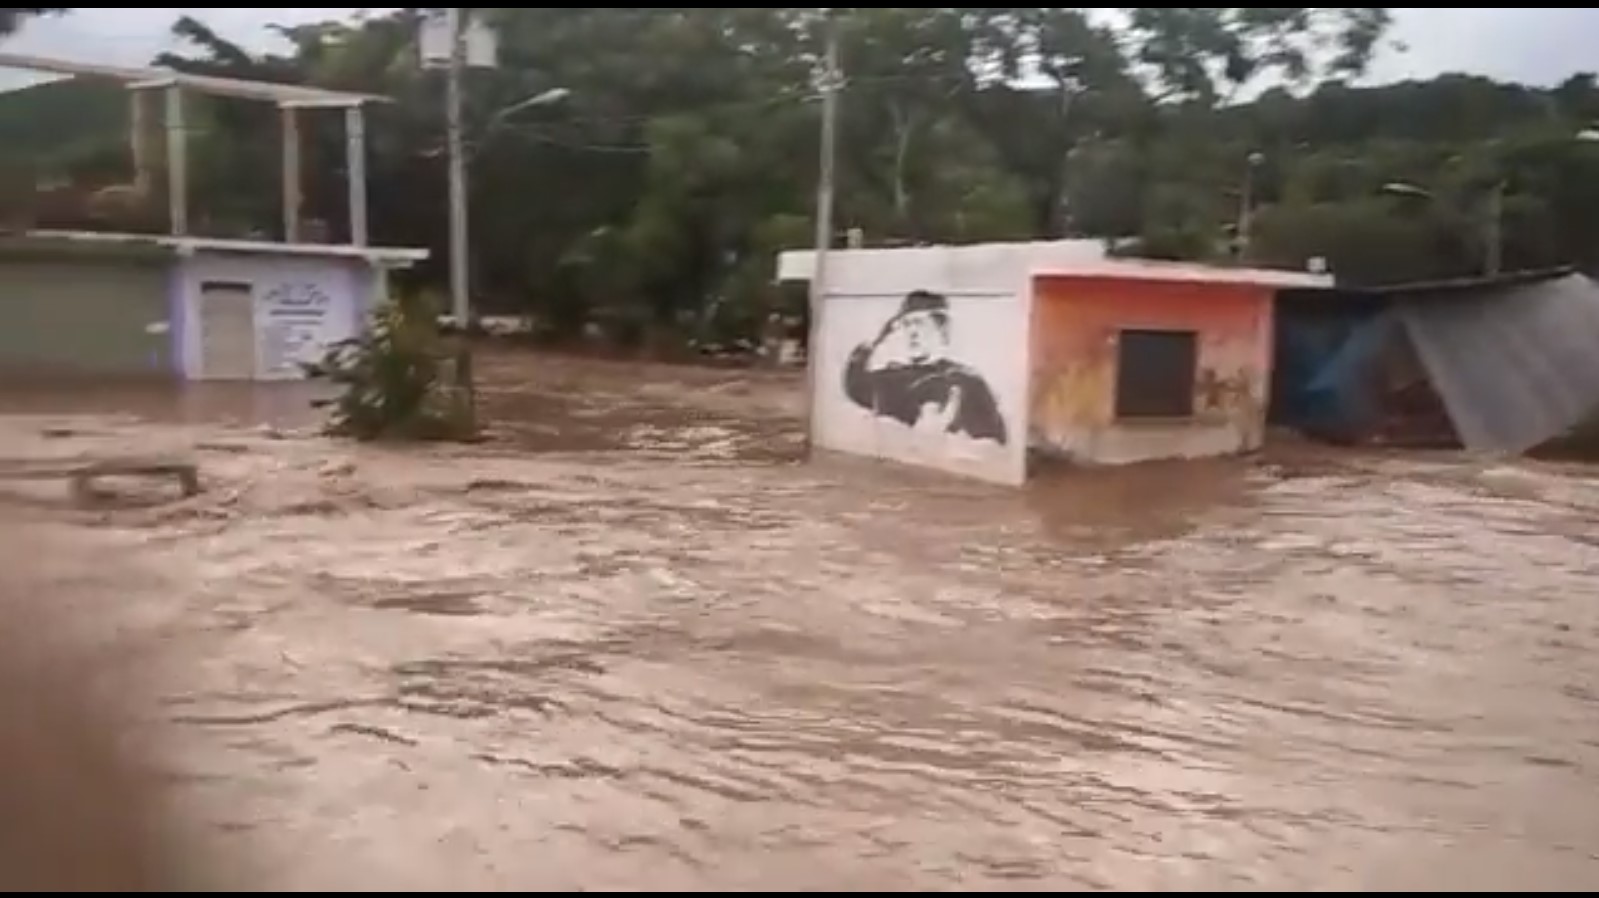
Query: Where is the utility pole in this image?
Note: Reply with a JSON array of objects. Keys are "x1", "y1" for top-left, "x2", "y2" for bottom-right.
[
  {"x1": 1238, "y1": 152, "x2": 1265, "y2": 263},
  {"x1": 1057, "y1": 79, "x2": 1076, "y2": 237},
  {"x1": 1485, "y1": 179, "x2": 1505, "y2": 277},
  {"x1": 805, "y1": 9, "x2": 841, "y2": 456},
  {"x1": 446, "y1": 7, "x2": 470, "y2": 330},
  {"x1": 443, "y1": 7, "x2": 478, "y2": 428}
]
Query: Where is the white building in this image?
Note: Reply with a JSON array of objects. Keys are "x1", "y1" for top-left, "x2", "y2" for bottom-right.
[
  {"x1": 781, "y1": 241, "x2": 1331, "y2": 486},
  {"x1": 0, "y1": 52, "x2": 427, "y2": 381}
]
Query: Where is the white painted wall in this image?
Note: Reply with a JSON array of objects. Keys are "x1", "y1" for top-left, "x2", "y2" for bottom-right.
[
  {"x1": 780, "y1": 239, "x2": 1108, "y2": 289},
  {"x1": 779, "y1": 242, "x2": 1333, "y2": 292},
  {"x1": 808, "y1": 244, "x2": 1034, "y2": 486},
  {"x1": 176, "y1": 251, "x2": 376, "y2": 381}
]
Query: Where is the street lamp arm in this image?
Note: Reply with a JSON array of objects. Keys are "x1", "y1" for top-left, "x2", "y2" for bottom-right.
[
  {"x1": 485, "y1": 87, "x2": 572, "y2": 130},
  {"x1": 478, "y1": 86, "x2": 573, "y2": 145}
]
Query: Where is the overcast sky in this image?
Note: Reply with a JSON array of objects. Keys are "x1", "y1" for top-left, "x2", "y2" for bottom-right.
[{"x1": 2, "y1": 7, "x2": 1596, "y2": 88}]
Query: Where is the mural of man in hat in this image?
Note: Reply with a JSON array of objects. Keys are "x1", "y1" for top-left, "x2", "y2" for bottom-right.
[{"x1": 842, "y1": 289, "x2": 1009, "y2": 445}]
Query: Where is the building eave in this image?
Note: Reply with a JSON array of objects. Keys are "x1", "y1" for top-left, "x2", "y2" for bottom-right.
[
  {"x1": 23, "y1": 230, "x2": 428, "y2": 267},
  {"x1": 0, "y1": 51, "x2": 388, "y2": 107}
]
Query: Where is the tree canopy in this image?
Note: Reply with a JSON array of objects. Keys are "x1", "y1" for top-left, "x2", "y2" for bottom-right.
[
  {"x1": 0, "y1": 8, "x2": 62, "y2": 36},
  {"x1": 5, "y1": 8, "x2": 1599, "y2": 345}
]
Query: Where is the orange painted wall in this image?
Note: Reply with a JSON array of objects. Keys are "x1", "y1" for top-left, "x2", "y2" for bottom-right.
[{"x1": 1030, "y1": 274, "x2": 1275, "y2": 464}]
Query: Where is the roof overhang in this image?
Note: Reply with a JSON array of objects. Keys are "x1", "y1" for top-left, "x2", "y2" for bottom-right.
[
  {"x1": 777, "y1": 244, "x2": 1334, "y2": 292},
  {"x1": 1034, "y1": 259, "x2": 1335, "y2": 290},
  {"x1": 0, "y1": 51, "x2": 387, "y2": 107},
  {"x1": 23, "y1": 230, "x2": 428, "y2": 267}
]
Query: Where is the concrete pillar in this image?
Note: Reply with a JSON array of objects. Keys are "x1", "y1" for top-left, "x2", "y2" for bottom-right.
[
  {"x1": 164, "y1": 86, "x2": 187, "y2": 236},
  {"x1": 130, "y1": 89, "x2": 157, "y2": 197},
  {"x1": 282, "y1": 105, "x2": 302, "y2": 243},
  {"x1": 345, "y1": 105, "x2": 368, "y2": 247}
]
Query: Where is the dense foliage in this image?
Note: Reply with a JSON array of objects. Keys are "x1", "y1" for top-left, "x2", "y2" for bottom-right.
[{"x1": 7, "y1": 8, "x2": 1599, "y2": 344}]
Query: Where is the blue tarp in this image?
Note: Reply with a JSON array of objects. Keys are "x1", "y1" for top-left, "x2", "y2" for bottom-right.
[{"x1": 1271, "y1": 303, "x2": 1394, "y2": 440}]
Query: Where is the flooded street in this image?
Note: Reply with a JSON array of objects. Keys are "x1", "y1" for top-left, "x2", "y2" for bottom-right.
[{"x1": 2, "y1": 350, "x2": 1599, "y2": 890}]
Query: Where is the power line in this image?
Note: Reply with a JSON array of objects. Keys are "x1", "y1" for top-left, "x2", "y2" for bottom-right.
[{"x1": 504, "y1": 130, "x2": 652, "y2": 154}]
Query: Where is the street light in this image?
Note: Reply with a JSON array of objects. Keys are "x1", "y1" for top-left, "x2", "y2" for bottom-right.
[
  {"x1": 483, "y1": 86, "x2": 572, "y2": 136},
  {"x1": 420, "y1": 86, "x2": 571, "y2": 160},
  {"x1": 1378, "y1": 181, "x2": 1433, "y2": 200},
  {"x1": 1382, "y1": 178, "x2": 1506, "y2": 276},
  {"x1": 1379, "y1": 129, "x2": 1599, "y2": 277}
]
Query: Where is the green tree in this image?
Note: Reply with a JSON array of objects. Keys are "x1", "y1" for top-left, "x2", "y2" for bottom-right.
[
  {"x1": 966, "y1": 8, "x2": 1147, "y2": 237},
  {"x1": 1122, "y1": 7, "x2": 1394, "y2": 105}
]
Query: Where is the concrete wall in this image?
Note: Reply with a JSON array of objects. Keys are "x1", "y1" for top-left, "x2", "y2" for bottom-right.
[
  {"x1": 1030, "y1": 274, "x2": 1274, "y2": 465},
  {"x1": 176, "y1": 251, "x2": 376, "y2": 381},
  {"x1": 810, "y1": 245, "x2": 1032, "y2": 486},
  {"x1": 0, "y1": 252, "x2": 174, "y2": 377}
]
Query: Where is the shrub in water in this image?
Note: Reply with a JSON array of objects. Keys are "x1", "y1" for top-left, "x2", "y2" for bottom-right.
[{"x1": 305, "y1": 291, "x2": 476, "y2": 442}]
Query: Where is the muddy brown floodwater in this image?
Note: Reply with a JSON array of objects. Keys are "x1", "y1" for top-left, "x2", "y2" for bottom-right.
[{"x1": 2, "y1": 349, "x2": 1599, "y2": 891}]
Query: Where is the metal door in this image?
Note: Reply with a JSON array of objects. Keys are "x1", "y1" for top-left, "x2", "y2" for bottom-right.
[{"x1": 198, "y1": 280, "x2": 257, "y2": 381}]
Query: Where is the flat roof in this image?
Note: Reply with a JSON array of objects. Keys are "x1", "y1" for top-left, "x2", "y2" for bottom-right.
[
  {"x1": 1033, "y1": 259, "x2": 1333, "y2": 290},
  {"x1": 0, "y1": 51, "x2": 387, "y2": 107},
  {"x1": 777, "y1": 244, "x2": 1333, "y2": 292},
  {"x1": 23, "y1": 230, "x2": 428, "y2": 266}
]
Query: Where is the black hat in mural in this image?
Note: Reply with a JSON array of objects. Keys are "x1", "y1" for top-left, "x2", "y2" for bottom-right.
[{"x1": 889, "y1": 289, "x2": 950, "y2": 326}]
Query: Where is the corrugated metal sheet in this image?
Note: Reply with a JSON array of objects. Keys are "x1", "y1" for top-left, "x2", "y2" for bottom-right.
[{"x1": 1400, "y1": 274, "x2": 1599, "y2": 453}]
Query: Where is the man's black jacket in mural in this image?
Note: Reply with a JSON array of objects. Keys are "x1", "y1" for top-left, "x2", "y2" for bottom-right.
[{"x1": 842, "y1": 348, "x2": 1009, "y2": 446}]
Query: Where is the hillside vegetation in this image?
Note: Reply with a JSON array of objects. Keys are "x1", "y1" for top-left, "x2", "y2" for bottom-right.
[{"x1": 3, "y1": 8, "x2": 1598, "y2": 346}]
